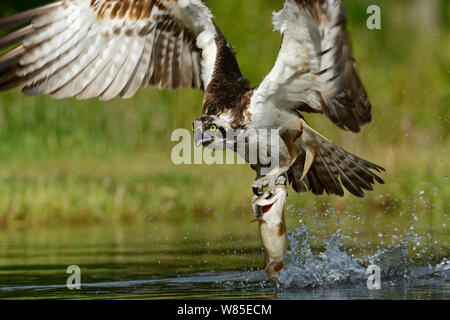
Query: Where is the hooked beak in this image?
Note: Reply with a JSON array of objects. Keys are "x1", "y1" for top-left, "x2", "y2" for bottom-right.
[{"x1": 194, "y1": 128, "x2": 212, "y2": 147}]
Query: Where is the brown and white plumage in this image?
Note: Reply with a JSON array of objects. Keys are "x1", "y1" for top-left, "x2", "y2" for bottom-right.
[
  {"x1": 0, "y1": 0, "x2": 384, "y2": 198},
  {"x1": 253, "y1": 0, "x2": 371, "y2": 133},
  {"x1": 0, "y1": 0, "x2": 219, "y2": 100},
  {"x1": 243, "y1": 0, "x2": 383, "y2": 197},
  {"x1": 288, "y1": 119, "x2": 384, "y2": 197},
  {"x1": 233, "y1": 0, "x2": 383, "y2": 197}
]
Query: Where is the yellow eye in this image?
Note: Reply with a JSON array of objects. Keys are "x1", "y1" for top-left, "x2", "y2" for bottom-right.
[
  {"x1": 210, "y1": 124, "x2": 217, "y2": 132},
  {"x1": 192, "y1": 124, "x2": 195, "y2": 132}
]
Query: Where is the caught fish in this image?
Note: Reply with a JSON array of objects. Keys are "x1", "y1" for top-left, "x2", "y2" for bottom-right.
[{"x1": 252, "y1": 185, "x2": 288, "y2": 290}]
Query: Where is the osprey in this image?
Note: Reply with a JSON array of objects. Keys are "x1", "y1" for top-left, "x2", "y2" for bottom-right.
[{"x1": 0, "y1": 0, "x2": 384, "y2": 197}]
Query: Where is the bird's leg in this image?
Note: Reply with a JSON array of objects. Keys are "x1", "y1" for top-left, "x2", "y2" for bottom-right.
[
  {"x1": 252, "y1": 170, "x2": 288, "y2": 196},
  {"x1": 252, "y1": 134, "x2": 292, "y2": 195},
  {"x1": 252, "y1": 175, "x2": 269, "y2": 196},
  {"x1": 276, "y1": 174, "x2": 286, "y2": 187}
]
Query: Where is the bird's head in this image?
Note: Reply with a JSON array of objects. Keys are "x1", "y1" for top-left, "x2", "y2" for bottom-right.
[{"x1": 192, "y1": 114, "x2": 233, "y2": 148}]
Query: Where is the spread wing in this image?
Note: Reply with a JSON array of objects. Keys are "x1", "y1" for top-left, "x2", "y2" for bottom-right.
[
  {"x1": 252, "y1": 0, "x2": 371, "y2": 133},
  {"x1": 0, "y1": 0, "x2": 219, "y2": 100}
]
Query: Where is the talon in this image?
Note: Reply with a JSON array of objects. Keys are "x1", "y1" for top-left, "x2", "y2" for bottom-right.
[
  {"x1": 301, "y1": 147, "x2": 315, "y2": 181},
  {"x1": 252, "y1": 184, "x2": 263, "y2": 196},
  {"x1": 253, "y1": 174, "x2": 286, "y2": 197},
  {"x1": 276, "y1": 175, "x2": 287, "y2": 186},
  {"x1": 268, "y1": 178, "x2": 277, "y2": 194},
  {"x1": 252, "y1": 176, "x2": 269, "y2": 196}
]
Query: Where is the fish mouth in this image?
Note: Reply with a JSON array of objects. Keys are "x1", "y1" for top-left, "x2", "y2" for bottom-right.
[
  {"x1": 254, "y1": 191, "x2": 279, "y2": 210},
  {"x1": 262, "y1": 199, "x2": 277, "y2": 214}
]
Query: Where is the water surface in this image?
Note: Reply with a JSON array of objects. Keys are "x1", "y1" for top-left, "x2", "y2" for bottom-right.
[{"x1": 0, "y1": 223, "x2": 448, "y2": 299}]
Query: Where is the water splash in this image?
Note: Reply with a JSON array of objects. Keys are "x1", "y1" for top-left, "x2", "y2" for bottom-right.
[
  {"x1": 279, "y1": 226, "x2": 365, "y2": 288},
  {"x1": 370, "y1": 243, "x2": 410, "y2": 281},
  {"x1": 278, "y1": 226, "x2": 449, "y2": 289}
]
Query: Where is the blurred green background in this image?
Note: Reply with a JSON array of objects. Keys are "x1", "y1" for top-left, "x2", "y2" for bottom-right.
[{"x1": 0, "y1": 0, "x2": 448, "y2": 237}]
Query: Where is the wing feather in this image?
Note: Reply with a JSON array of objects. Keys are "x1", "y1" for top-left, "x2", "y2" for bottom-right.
[
  {"x1": 140, "y1": 28, "x2": 158, "y2": 89},
  {"x1": 150, "y1": 27, "x2": 167, "y2": 87},
  {"x1": 78, "y1": 36, "x2": 129, "y2": 100},
  {"x1": 21, "y1": 26, "x2": 90, "y2": 93},
  {"x1": 253, "y1": 0, "x2": 372, "y2": 133},
  {"x1": 18, "y1": 21, "x2": 88, "y2": 75},
  {"x1": 33, "y1": 34, "x2": 104, "y2": 96},
  {"x1": 162, "y1": 32, "x2": 175, "y2": 88},
  {"x1": 101, "y1": 37, "x2": 145, "y2": 100},
  {"x1": 0, "y1": 0, "x2": 222, "y2": 100},
  {"x1": 170, "y1": 32, "x2": 182, "y2": 88},
  {"x1": 0, "y1": 2, "x2": 62, "y2": 28},
  {"x1": 0, "y1": 25, "x2": 34, "y2": 50},
  {"x1": 180, "y1": 31, "x2": 194, "y2": 88},
  {"x1": 120, "y1": 31, "x2": 154, "y2": 98},
  {"x1": 0, "y1": 46, "x2": 25, "y2": 73},
  {"x1": 52, "y1": 36, "x2": 118, "y2": 98},
  {"x1": 119, "y1": 39, "x2": 147, "y2": 98},
  {"x1": 191, "y1": 50, "x2": 202, "y2": 89}
]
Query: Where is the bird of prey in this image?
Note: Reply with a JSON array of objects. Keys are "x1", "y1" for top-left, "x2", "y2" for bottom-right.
[{"x1": 0, "y1": 0, "x2": 384, "y2": 198}]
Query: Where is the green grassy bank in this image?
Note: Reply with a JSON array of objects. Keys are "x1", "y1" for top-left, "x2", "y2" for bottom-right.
[{"x1": 0, "y1": 1, "x2": 448, "y2": 233}]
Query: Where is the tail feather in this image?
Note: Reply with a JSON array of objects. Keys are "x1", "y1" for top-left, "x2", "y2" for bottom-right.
[{"x1": 288, "y1": 120, "x2": 385, "y2": 198}]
